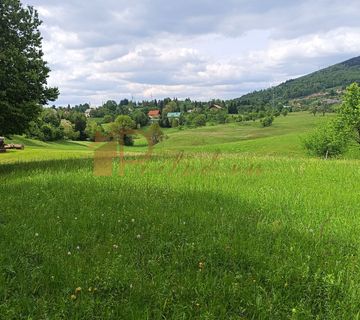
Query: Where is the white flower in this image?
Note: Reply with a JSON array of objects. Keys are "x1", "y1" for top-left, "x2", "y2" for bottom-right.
[
  {"x1": 136, "y1": 234, "x2": 141, "y2": 239},
  {"x1": 75, "y1": 217, "x2": 78, "y2": 220},
  {"x1": 67, "y1": 251, "x2": 71, "y2": 255},
  {"x1": 35, "y1": 233, "x2": 39, "y2": 237},
  {"x1": 76, "y1": 246, "x2": 80, "y2": 250},
  {"x1": 131, "y1": 219, "x2": 135, "y2": 223},
  {"x1": 113, "y1": 244, "x2": 119, "y2": 249}
]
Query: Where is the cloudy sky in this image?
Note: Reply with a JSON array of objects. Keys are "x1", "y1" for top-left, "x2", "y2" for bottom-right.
[{"x1": 25, "y1": 0, "x2": 360, "y2": 106}]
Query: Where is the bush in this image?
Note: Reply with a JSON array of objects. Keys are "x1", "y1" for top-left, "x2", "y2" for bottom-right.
[
  {"x1": 193, "y1": 114, "x2": 206, "y2": 127},
  {"x1": 171, "y1": 118, "x2": 179, "y2": 128},
  {"x1": 304, "y1": 119, "x2": 351, "y2": 158},
  {"x1": 60, "y1": 119, "x2": 79, "y2": 140},
  {"x1": 260, "y1": 116, "x2": 274, "y2": 127},
  {"x1": 103, "y1": 114, "x2": 114, "y2": 123},
  {"x1": 147, "y1": 123, "x2": 164, "y2": 145},
  {"x1": 40, "y1": 124, "x2": 63, "y2": 141}
]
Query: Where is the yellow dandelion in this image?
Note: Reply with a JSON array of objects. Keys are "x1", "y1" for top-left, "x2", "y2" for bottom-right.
[{"x1": 75, "y1": 287, "x2": 82, "y2": 294}]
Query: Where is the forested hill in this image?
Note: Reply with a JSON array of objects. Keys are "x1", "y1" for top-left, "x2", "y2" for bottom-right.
[{"x1": 236, "y1": 56, "x2": 360, "y2": 105}]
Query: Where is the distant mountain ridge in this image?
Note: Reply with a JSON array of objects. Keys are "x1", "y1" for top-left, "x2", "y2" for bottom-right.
[{"x1": 235, "y1": 56, "x2": 360, "y2": 105}]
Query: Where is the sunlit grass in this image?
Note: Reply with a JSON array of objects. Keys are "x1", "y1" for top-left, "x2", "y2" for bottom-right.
[{"x1": 1, "y1": 112, "x2": 360, "y2": 318}]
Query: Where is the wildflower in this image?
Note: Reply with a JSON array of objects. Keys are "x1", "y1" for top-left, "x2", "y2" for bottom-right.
[
  {"x1": 70, "y1": 294, "x2": 77, "y2": 300},
  {"x1": 198, "y1": 262, "x2": 204, "y2": 270},
  {"x1": 75, "y1": 217, "x2": 78, "y2": 220},
  {"x1": 88, "y1": 287, "x2": 93, "y2": 292},
  {"x1": 292, "y1": 308, "x2": 297, "y2": 313},
  {"x1": 113, "y1": 244, "x2": 119, "y2": 249},
  {"x1": 195, "y1": 303, "x2": 200, "y2": 308},
  {"x1": 131, "y1": 218, "x2": 135, "y2": 223},
  {"x1": 67, "y1": 251, "x2": 71, "y2": 256},
  {"x1": 136, "y1": 234, "x2": 141, "y2": 239},
  {"x1": 76, "y1": 246, "x2": 80, "y2": 250},
  {"x1": 35, "y1": 233, "x2": 39, "y2": 237},
  {"x1": 75, "y1": 287, "x2": 81, "y2": 294},
  {"x1": 130, "y1": 283, "x2": 133, "y2": 289}
]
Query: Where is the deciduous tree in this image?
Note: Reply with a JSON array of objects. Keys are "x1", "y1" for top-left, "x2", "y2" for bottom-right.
[{"x1": 0, "y1": 0, "x2": 59, "y2": 136}]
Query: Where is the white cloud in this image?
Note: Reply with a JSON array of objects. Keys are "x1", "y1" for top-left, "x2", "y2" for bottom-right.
[{"x1": 22, "y1": 0, "x2": 360, "y2": 105}]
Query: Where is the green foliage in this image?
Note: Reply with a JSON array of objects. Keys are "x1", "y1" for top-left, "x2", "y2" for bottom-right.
[
  {"x1": 281, "y1": 109, "x2": 288, "y2": 116},
  {"x1": 0, "y1": 0, "x2": 59, "y2": 136},
  {"x1": 216, "y1": 112, "x2": 227, "y2": 124},
  {"x1": 42, "y1": 109, "x2": 61, "y2": 127},
  {"x1": 103, "y1": 114, "x2": 114, "y2": 123},
  {"x1": 234, "y1": 56, "x2": 360, "y2": 109},
  {"x1": 339, "y1": 83, "x2": 360, "y2": 143},
  {"x1": 109, "y1": 115, "x2": 135, "y2": 146},
  {"x1": 260, "y1": 116, "x2": 274, "y2": 127},
  {"x1": 148, "y1": 122, "x2": 164, "y2": 145},
  {"x1": 304, "y1": 119, "x2": 351, "y2": 158},
  {"x1": 85, "y1": 121, "x2": 102, "y2": 142},
  {"x1": 40, "y1": 123, "x2": 63, "y2": 141},
  {"x1": 69, "y1": 112, "x2": 87, "y2": 140},
  {"x1": 131, "y1": 110, "x2": 148, "y2": 127},
  {"x1": 193, "y1": 114, "x2": 207, "y2": 127},
  {"x1": 171, "y1": 118, "x2": 179, "y2": 128},
  {"x1": 60, "y1": 119, "x2": 79, "y2": 140}
]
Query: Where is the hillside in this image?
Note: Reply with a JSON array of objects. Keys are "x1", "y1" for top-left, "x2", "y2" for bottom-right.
[
  {"x1": 235, "y1": 56, "x2": 360, "y2": 106},
  {"x1": 4, "y1": 112, "x2": 360, "y2": 163}
]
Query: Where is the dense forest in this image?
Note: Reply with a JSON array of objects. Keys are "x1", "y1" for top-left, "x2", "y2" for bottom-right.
[{"x1": 233, "y1": 56, "x2": 360, "y2": 108}]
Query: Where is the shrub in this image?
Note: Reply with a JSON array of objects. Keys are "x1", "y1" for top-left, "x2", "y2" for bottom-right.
[
  {"x1": 147, "y1": 123, "x2": 164, "y2": 145},
  {"x1": 260, "y1": 116, "x2": 274, "y2": 127},
  {"x1": 103, "y1": 114, "x2": 114, "y2": 123},
  {"x1": 171, "y1": 118, "x2": 179, "y2": 128},
  {"x1": 193, "y1": 114, "x2": 206, "y2": 127},
  {"x1": 304, "y1": 119, "x2": 351, "y2": 158}
]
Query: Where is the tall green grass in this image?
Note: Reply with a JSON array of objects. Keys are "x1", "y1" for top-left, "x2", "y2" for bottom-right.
[{"x1": 1, "y1": 153, "x2": 360, "y2": 319}]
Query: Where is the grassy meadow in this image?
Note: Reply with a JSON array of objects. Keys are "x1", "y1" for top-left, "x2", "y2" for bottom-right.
[{"x1": 2, "y1": 112, "x2": 360, "y2": 319}]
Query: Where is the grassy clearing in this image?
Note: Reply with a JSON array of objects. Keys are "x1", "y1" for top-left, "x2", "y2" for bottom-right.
[{"x1": 1, "y1": 112, "x2": 360, "y2": 318}]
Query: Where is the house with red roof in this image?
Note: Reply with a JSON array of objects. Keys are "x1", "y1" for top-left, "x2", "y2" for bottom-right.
[{"x1": 148, "y1": 110, "x2": 161, "y2": 122}]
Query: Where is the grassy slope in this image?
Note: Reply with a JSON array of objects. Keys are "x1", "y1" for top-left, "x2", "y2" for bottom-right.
[
  {"x1": 2, "y1": 113, "x2": 360, "y2": 318},
  {"x1": 158, "y1": 112, "x2": 324, "y2": 156}
]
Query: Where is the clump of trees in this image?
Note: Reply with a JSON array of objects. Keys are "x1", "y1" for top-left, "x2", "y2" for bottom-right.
[
  {"x1": 304, "y1": 119, "x2": 351, "y2": 158},
  {"x1": 26, "y1": 108, "x2": 87, "y2": 141},
  {"x1": 109, "y1": 115, "x2": 135, "y2": 146},
  {"x1": 304, "y1": 83, "x2": 360, "y2": 158},
  {"x1": 260, "y1": 116, "x2": 274, "y2": 127}
]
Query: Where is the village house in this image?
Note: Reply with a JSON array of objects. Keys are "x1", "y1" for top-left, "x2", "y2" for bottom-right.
[
  {"x1": 84, "y1": 109, "x2": 92, "y2": 118},
  {"x1": 209, "y1": 104, "x2": 223, "y2": 111},
  {"x1": 148, "y1": 110, "x2": 161, "y2": 122},
  {"x1": 167, "y1": 112, "x2": 181, "y2": 119}
]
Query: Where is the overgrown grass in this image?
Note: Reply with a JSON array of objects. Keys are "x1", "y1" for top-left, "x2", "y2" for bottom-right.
[{"x1": 1, "y1": 113, "x2": 360, "y2": 318}]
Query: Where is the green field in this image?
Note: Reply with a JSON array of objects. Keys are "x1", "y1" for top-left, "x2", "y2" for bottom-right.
[{"x1": 2, "y1": 113, "x2": 360, "y2": 319}]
